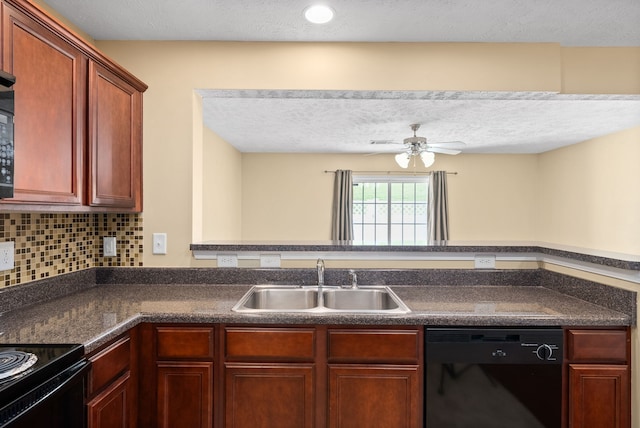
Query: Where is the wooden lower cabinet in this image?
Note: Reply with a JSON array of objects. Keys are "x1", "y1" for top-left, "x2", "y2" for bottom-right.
[
  {"x1": 157, "y1": 362, "x2": 214, "y2": 428},
  {"x1": 328, "y1": 365, "x2": 420, "y2": 428},
  {"x1": 224, "y1": 364, "x2": 315, "y2": 428},
  {"x1": 568, "y1": 364, "x2": 630, "y2": 428},
  {"x1": 140, "y1": 324, "x2": 423, "y2": 428},
  {"x1": 87, "y1": 373, "x2": 132, "y2": 428},
  {"x1": 148, "y1": 325, "x2": 216, "y2": 428},
  {"x1": 566, "y1": 328, "x2": 631, "y2": 428},
  {"x1": 86, "y1": 333, "x2": 137, "y2": 428}
]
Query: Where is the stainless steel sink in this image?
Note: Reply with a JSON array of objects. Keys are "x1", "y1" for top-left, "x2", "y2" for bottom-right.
[
  {"x1": 233, "y1": 287, "x2": 318, "y2": 312},
  {"x1": 322, "y1": 288, "x2": 407, "y2": 312},
  {"x1": 232, "y1": 285, "x2": 410, "y2": 314}
]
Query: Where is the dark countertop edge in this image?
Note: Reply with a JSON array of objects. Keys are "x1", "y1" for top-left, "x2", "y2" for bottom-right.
[
  {"x1": 84, "y1": 310, "x2": 631, "y2": 354},
  {"x1": 189, "y1": 243, "x2": 640, "y2": 271}
]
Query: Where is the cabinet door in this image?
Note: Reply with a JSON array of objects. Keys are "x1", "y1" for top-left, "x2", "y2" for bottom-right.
[
  {"x1": 88, "y1": 60, "x2": 142, "y2": 210},
  {"x1": 225, "y1": 364, "x2": 315, "y2": 428},
  {"x1": 328, "y1": 365, "x2": 421, "y2": 428},
  {"x1": 157, "y1": 362, "x2": 213, "y2": 428},
  {"x1": 568, "y1": 364, "x2": 630, "y2": 428},
  {"x1": 1, "y1": 3, "x2": 85, "y2": 205},
  {"x1": 87, "y1": 372, "x2": 132, "y2": 428}
]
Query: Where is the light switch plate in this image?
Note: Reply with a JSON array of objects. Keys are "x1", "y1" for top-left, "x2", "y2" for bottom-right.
[
  {"x1": 152, "y1": 233, "x2": 167, "y2": 255},
  {"x1": 103, "y1": 236, "x2": 117, "y2": 257},
  {"x1": 0, "y1": 241, "x2": 15, "y2": 271}
]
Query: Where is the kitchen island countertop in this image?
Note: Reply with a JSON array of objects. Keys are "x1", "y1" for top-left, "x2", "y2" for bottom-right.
[{"x1": 0, "y1": 283, "x2": 631, "y2": 353}]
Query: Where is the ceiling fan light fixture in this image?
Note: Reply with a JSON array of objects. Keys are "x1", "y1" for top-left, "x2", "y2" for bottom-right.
[
  {"x1": 304, "y1": 4, "x2": 335, "y2": 24},
  {"x1": 420, "y1": 151, "x2": 435, "y2": 167},
  {"x1": 395, "y1": 152, "x2": 410, "y2": 169}
]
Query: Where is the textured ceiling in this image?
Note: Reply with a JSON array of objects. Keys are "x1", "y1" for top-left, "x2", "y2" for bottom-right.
[
  {"x1": 198, "y1": 90, "x2": 640, "y2": 154},
  {"x1": 44, "y1": 0, "x2": 640, "y2": 46},
  {"x1": 43, "y1": 0, "x2": 640, "y2": 154}
]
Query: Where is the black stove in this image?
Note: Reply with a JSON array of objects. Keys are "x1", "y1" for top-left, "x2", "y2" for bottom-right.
[{"x1": 0, "y1": 344, "x2": 88, "y2": 428}]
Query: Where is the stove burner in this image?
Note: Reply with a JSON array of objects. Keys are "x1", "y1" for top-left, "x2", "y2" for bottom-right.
[{"x1": 0, "y1": 351, "x2": 38, "y2": 380}]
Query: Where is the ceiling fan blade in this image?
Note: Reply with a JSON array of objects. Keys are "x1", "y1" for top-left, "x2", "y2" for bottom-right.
[
  {"x1": 428, "y1": 147, "x2": 462, "y2": 155},
  {"x1": 370, "y1": 140, "x2": 401, "y2": 145},
  {"x1": 428, "y1": 140, "x2": 466, "y2": 147}
]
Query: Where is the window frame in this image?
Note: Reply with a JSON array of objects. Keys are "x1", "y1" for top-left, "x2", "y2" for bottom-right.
[{"x1": 351, "y1": 174, "x2": 429, "y2": 246}]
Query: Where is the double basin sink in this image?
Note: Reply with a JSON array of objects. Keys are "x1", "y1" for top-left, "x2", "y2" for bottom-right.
[{"x1": 232, "y1": 285, "x2": 411, "y2": 314}]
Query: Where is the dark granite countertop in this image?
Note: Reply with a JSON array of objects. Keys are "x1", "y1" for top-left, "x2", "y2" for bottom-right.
[
  {"x1": 190, "y1": 241, "x2": 640, "y2": 271},
  {"x1": 0, "y1": 283, "x2": 631, "y2": 353}
]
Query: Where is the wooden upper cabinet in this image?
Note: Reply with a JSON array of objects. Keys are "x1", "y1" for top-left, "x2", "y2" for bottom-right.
[
  {"x1": 1, "y1": 3, "x2": 85, "y2": 205},
  {"x1": 0, "y1": 0, "x2": 146, "y2": 211},
  {"x1": 88, "y1": 60, "x2": 142, "y2": 210}
]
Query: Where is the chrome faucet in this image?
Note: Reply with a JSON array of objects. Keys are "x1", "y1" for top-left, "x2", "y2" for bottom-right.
[
  {"x1": 316, "y1": 258, "x2": 325, "y2": 306},
  {"x1": 347, "y1": 269, "x2": 358, "y2": 289}
]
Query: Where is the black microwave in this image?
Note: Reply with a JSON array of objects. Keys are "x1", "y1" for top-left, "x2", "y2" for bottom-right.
[{"x1": 0, "y1": 70, "x2": 15, "y2": 199}]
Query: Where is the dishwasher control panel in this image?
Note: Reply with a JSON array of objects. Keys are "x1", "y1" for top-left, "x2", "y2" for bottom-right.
[{"x1": 426, "y1": 328, "x2": 564, "y2": 364}]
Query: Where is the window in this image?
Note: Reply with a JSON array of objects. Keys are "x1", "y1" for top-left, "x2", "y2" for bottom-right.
[{"x1": 352, "y1": 175, "x2": 429, "y2": 245}]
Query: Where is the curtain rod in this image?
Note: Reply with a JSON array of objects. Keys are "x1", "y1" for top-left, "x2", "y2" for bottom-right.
[{"x1": 324, "y1": 170, "x2": 457, "y2": 175}]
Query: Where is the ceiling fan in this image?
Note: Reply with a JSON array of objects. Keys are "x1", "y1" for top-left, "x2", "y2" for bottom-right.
[{"x1": 370, "y1": 124, "x2": 465, "y2": 168}]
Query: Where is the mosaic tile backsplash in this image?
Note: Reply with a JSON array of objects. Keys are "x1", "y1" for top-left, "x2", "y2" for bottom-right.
[{"x1": 0, "y1": 213, "x2": 143, "y2": 289}]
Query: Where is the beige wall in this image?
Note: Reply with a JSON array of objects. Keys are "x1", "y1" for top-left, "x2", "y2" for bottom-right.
[
  {"x1": 240, "y1": 153, "x2": 538, "y2": 241},
  {"x1": 202, "y1": 127, "x2": 243, "y2": 240},
  {"x1": 562, "y1": 48, "x2": 640, "y2": 94},
  {"x1": 537, "y1": 127, "x2": 640, "y2": 255},
  {"x1": 92, "y1": 41, "x2": 640, "y2": 265}
]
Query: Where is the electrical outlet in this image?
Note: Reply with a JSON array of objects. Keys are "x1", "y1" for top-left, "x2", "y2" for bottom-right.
[
  {"x1": 152, "y1": 233, "x2": 167, "y2": 254},
  {"x1": 474, "y1": 254, "x2": 496, "y2": 269},
  {"x1": 103, "y1": 236, "x2": 117, "y2": 257},
  {"x1": 0, "y1": 241, "x2": 15, "y2": 271},
  {"x1": 260, "y1": 254, "x2": 281, "y2": 268},
  {"x1": 217, "y1": 254, "x2": 238, "y2": 267}
]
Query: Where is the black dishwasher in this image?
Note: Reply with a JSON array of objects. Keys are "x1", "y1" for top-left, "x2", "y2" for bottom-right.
[{"x1": 425, "y1": 328, "x2": 563, "y2": 428}]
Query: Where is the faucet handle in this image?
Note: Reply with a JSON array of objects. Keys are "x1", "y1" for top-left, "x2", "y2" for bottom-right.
[{"x1": 348, "y1": 269, "x2": 358, "y2": 289}]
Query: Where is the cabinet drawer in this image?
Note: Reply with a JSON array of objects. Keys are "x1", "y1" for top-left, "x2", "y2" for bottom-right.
[
  {"x1": 89, "y1": 335, "x2": 130, "y2": 396},
  {"x1": 567, "y1": 329, "x2": 628, "y2": 363},
  {"x1": 225, "y1": 327, "x2": 316, "y2": 362},
  {"x1": 156, "y1": 327, "x2": 214, "y2": 360},
  {"x1": 328, "y1": 329, "x2": 420, "y2": 363}
]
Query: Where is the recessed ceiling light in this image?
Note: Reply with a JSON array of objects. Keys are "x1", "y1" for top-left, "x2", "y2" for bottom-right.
[{"x1": 304, "y1": 5, "x2": 334, "y2": 24}]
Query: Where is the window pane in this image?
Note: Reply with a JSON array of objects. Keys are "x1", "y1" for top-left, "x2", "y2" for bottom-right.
[
  {"x1": 376, "y1": 204, "x2": 387, "y2": 222},
  {"x1": 362, "y1": 183, "x2": 377, "y2": 201},
  {"x1": 390, "y1": 224, "x2": 403, "y2": 245},
  {"x1": 403, "y1": 204, "x2": 415, "y2": 222},
  {"x1": 390, "y1": 203, "x2": 403, "y2": 223},
  {"x1": 403, "y1": 183, "x2": 415, "y2": 201},
  {"x1": 415, "y1": 203, "x2": 427, "y2": 223},
  {"x1": 375, "y1": 225, "x2": 388, "y2": 245},
  {"x1": 403, "y1": 224, "x2": 415, "y2": 244},
  {"x1": 352, "y1": 183, "x2": 363, "y2": 201},
  {"x1": 362, "y1": 224, "x2": 376, "y2": 245},
  {"x1": 390, "y1": 183, "x2": 403, "y2": 201},
  {"x1": 363, "y1": 203, "x2": 376, "y2": 222},
  {"x1": 353, "y1": 224, "x2": 363, "y2": 244},
  {"x1": 415, "y1": 225, "x2": 428, "y2": 244},
  {"x1": 376, "y1": 183, "x2": 388, "y2": 202},
  {"x1": 416, "y1": 182, "x2": 428, "y2": 201}
]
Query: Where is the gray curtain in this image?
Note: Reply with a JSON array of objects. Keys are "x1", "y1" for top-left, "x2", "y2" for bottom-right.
[
  {"x1": 428, "y1": 171, "x2": 449, "y2": 242},
  {"x1": 331, "y1": 170, "x2": 353, "y2": 241}
]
